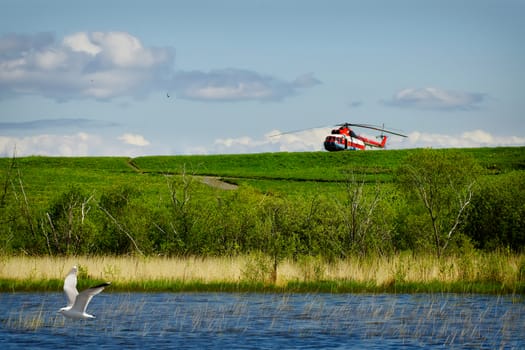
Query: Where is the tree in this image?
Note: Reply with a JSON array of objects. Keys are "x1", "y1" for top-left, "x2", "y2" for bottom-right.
[
  {"x1": 97, "y1": 184, "x2": 145, "y2": 255},
  {"x1": 396, "y1": 149, "x2": 479, "y2": 258},
  {"x1": 44, "y1": 186, "x2": 96, "y2": 255},
  {"x1": 336, "y1": 171, "x2": 393, "y2": 257},
  {"x1": 164, "y1": 168, "x2": 195, "y2": 255},
  {"x1": 256, "y1": 197, "x2": 298, "y2": 283},
  {"x1": 463, "y1": 171, "x2": 525, "y2": 251}
]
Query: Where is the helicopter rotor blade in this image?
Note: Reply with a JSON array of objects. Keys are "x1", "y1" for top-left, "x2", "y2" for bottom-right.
[
  {"x1": 340, "y1": 122, "x2": 408, "y2": 138},
  {"x1": 268, "y1": 125, "x2": 329, "y2": 137},
  {"x1": 269, "y1": 121, "x2": 407, "y2": 138}
]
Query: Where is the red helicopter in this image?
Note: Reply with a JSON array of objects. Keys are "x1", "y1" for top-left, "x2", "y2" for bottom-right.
[{"x1": 323, "y1": 123, "x2": 407, "y2": 151}]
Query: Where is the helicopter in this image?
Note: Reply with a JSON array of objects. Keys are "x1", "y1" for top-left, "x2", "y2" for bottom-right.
[{"x1": 323, "y1": 123, "x2": 407, "y2": 151}]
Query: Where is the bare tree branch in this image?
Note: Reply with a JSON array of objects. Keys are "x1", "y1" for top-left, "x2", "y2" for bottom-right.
[{"x1": 98, "y1": 204, "x2": 144, "y2": 256}]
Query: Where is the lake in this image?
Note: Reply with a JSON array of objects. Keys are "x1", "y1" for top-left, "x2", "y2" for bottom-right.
[{"x1": 1, "y1": 292, "x2": 523, "y2": 349}]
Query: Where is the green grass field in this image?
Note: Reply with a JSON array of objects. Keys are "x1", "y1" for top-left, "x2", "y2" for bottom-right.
[
  {"x1": 2, "y1": 147, "x2": 523, "y2": 202},
  {"x1": 133, "y1": 147, "x2": 525, "y2": 178}
]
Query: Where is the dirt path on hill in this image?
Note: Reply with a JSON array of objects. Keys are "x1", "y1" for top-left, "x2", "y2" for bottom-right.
[
  {"x1": 200, "y1": 176, "x2": 238, "y2": 190},
  {"x1": 127, "y1": 159, "x2": 237, "y2": 190}
]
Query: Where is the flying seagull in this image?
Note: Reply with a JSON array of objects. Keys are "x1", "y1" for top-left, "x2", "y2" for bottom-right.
[{"x1": 58, "y1": 265, "x2": 111, "y2": 320}]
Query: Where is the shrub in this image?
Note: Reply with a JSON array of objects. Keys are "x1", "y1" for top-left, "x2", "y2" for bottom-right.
[
  {"x1": 395, "y1": 149, "x2": 480, "y2": 258},
  {"x1": 464, "y1": 171, "x2": 525, "y2": 251}
]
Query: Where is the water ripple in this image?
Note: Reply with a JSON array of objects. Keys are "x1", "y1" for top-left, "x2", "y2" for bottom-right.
[{"x1": 1, "y1": 292, "x2": 523, "y2": 349}]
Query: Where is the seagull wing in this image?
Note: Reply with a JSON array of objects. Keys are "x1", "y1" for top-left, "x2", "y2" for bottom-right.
[
  {"x1": 71, "y1": 282, "x2": 111, "y2": 314},
  {"x1": 63, "y1": 266, "x2": 79, "y2": 307}
]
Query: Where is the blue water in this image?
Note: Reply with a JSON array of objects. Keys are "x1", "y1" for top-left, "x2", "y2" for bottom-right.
[{"x1": 1, "y1": 292, "x2": 523, "y2": 349}]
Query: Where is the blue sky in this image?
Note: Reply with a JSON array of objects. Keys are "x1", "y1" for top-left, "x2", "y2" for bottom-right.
[{"x1": 1, "y1": 0, "x2": 524, "y2": 156}]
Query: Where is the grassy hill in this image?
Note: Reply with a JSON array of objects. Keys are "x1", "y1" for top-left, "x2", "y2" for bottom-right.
[
  {"x1": 133, "y1": 147, "x2": 525, "y2": 180},
  {"x1": 1, "y1": 147, "x2": 522, "y2": 203}
]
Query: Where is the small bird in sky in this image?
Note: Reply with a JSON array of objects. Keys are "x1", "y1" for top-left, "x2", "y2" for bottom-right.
[
  {"x1": 166, "y1": 92, "x2": 170, "y2": 98},
  {"x1": 58, "y1": 265, "x2": 111, "y2": 320}
]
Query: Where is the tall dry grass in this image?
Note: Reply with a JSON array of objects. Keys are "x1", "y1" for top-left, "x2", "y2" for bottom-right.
[{"x1": 1, "y1": 252, "x2": 523, "y2": 287}]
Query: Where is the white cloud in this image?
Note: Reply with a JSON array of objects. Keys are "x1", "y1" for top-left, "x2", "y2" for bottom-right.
[
  {"x1": 186, "y1": 83, "x2": 272, "y2": 100},
  {"x1": 461, "y1": 130, "x2": 494, "y2": 144},
  {"x1": 33, "y1": 49, "x2": 68, "y2": 70},
  {"x1": 204, "y1": 127, "x2": 328, "y2": 154},
  {"x1": 0, "y1": 133, "x2": 101, "y2": 157},
  {"x1": 1, "y1": 128, "x2": 523, "y2": 157},
  {"x1": 172, "y1": 69, "x2": 321, "y2": 102},
  {"x1": 0, "y1": 31, "x2": 174, "y2": 100},
  {"x1": 0, "y1": 132, "x2": 152, "y2": 157},
  {"x1": 391, "y1": 130, "x2": 525, "y2": 149},
  {"x1": 63, "y1": 32, "x2": 101, "y2": 55},
  {"x1": 383, "y1": 87, "x2": 486, "y2": 111},
  {"x1": 118, "y1": 133, "x2": 150, "y2": 146},
  {"x1": 0, "y1": 32, "x2": 320, "y2": 102},
  {"x1": 89, "y1": 32, "x2": 170, "y2": 69}
]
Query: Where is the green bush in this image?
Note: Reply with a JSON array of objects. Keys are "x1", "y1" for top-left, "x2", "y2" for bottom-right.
[
  {"x1": 395, "y1": 149, "x2": 481, "y2": 258},
  {"x1": 464, "y1": 171, "x2": 525, "y2": 251}
]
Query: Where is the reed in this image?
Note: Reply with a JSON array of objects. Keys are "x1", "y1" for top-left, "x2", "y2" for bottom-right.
[
  {"x1": 0, "y1": 253, "x2": 523, "y2": 294},
  {"x1": 4, "y1": 290, "x2": 521, "y2": 348}
]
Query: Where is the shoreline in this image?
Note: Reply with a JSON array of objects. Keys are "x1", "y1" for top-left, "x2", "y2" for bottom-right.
[{"x1": 1, "y1": 278, "x2": 524, "y2": 295}]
